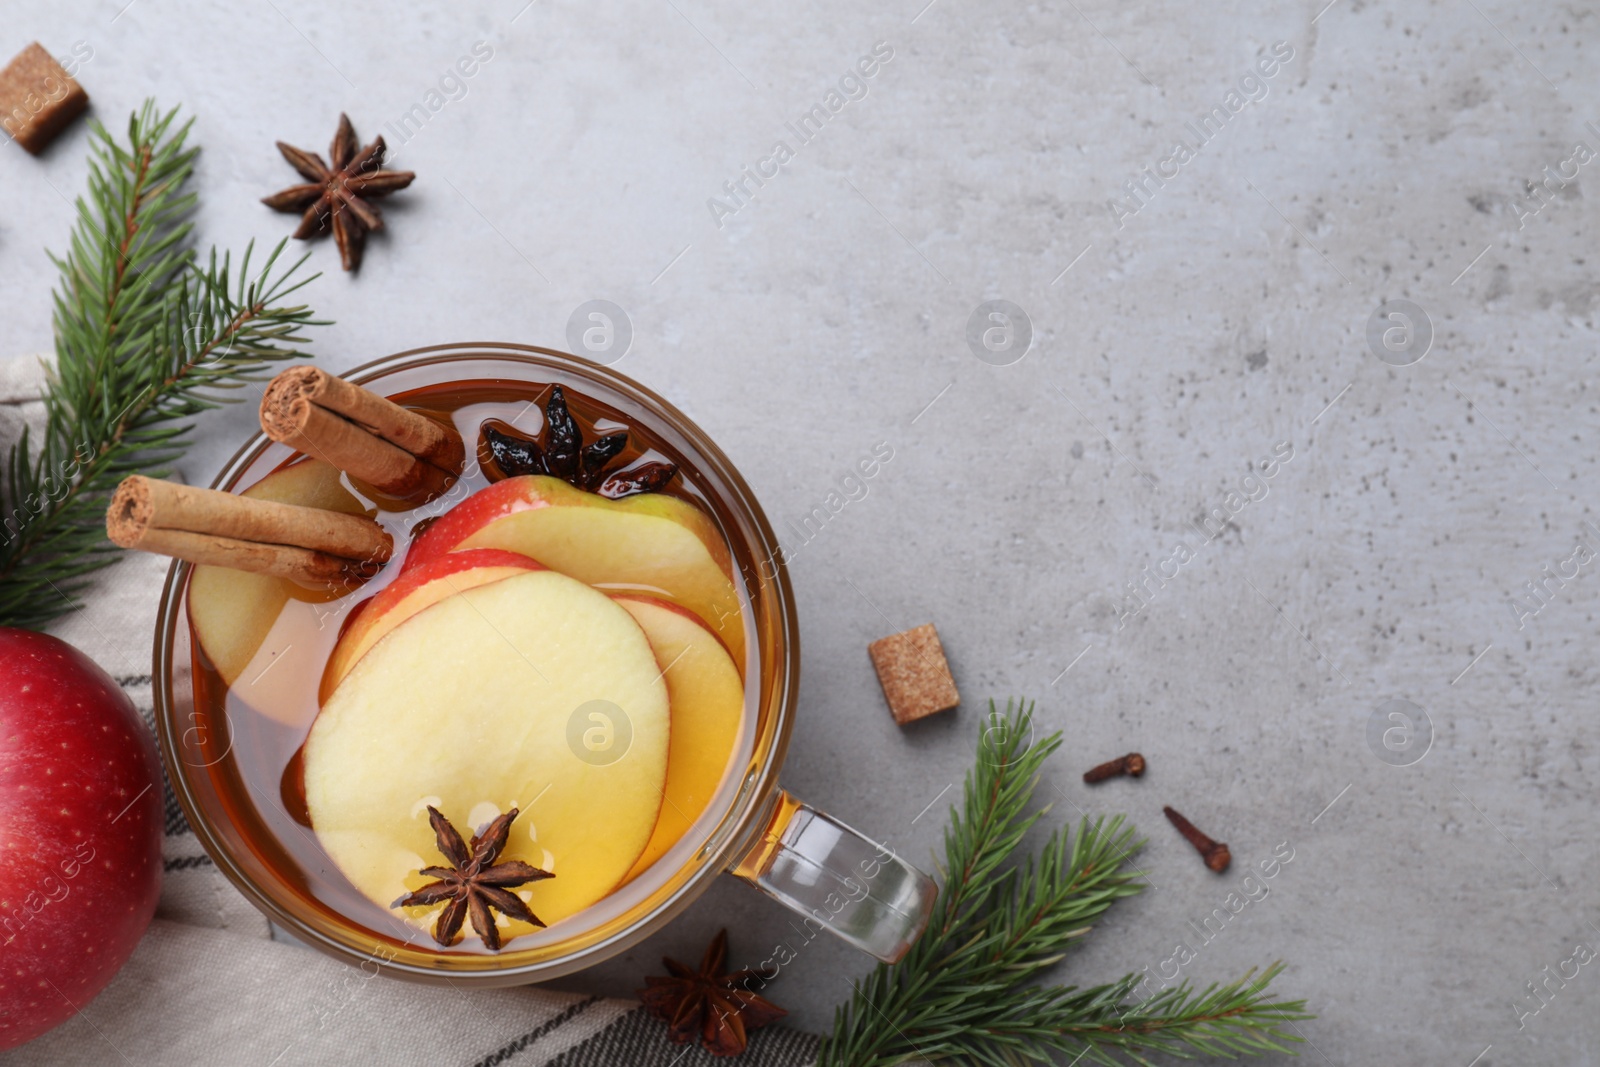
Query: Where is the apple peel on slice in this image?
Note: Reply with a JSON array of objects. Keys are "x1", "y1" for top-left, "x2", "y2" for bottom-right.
[
  {"x1": 403, "y1": 475, "x2": 744, "y2": 664},
  {"x1": 189, "y1": 459, "x2": 370, "y2": 688},
  {"x1": 321, "y1": 548, "x2": 544, "y2": 699},
  {"x1": 304, "y1": 569, "x2": 670, "y2": 935},
  {"x1": 615, "y1": 596, "x2": 745, "y2": 882}
]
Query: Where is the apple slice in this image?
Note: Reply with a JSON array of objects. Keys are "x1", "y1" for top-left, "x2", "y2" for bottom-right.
[
  {"x1": 615, "y1": 597, "x2": 745, "y2": 881},
  {"x1": 303, "y1": 569, "x2": 670, "y2": 933},
  {"x1": 321, "y1": 549, "x2": 544, "y2": 698},
  {"x1": 403, "y1": 475, "x2": 744, "y2": 663},
  {"x1": 188, "y1": 459, "x2": 370, "y2": 686}
]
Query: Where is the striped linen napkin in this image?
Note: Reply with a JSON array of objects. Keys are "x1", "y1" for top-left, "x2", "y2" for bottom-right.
[{"x1": 0, "y1": 354, "x2": 820, "y2": 1067}]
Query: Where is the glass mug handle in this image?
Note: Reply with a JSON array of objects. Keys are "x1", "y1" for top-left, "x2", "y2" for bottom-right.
[{"x1": 730, "y1": 790, "x2": 938, "y2": 963}]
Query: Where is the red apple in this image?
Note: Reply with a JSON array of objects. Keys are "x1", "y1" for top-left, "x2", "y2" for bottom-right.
[{"x1": 0, "y1": 629, "x2": 163, "y2": 1051}]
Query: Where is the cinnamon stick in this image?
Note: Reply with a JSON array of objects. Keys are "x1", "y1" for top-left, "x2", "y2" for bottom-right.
[
  {"x1": 106, "y1": 476, "x2": 393, "y2": 587},
  {"x1": 259, "y1": 367, "x2": 464, "y2": 498}
]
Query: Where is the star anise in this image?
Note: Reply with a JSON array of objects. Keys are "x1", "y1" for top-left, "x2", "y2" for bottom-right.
[
  {"x1": 480, "y1": 385, "x2": 679, "y2": 499},
  {"x1": 637, "y1": 929, "x2": 787, "y2": 1057},
  {"x1": 262, "y1": 113, "x2": 415, "y2": 272},
  {"x1": 394, "y1": 806, "x2": 552, "y2": 951}
]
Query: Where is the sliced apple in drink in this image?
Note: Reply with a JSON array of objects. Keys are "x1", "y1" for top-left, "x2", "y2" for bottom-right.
[
  {"x1": 188, "y1": 459, "x2": 371, "y2": 687},
  {"x1": 403, "y1": 475, "x2": 744, "y2": 663},
  {"x1": 321, "y1": 548, "x2": 544, "y2": 699},
  {"x1": 303, "y1": 569, "x2": 671, "y2": 932},
  {"x1": 615, "y1": 597, "x2": 745, "y2": 881}
]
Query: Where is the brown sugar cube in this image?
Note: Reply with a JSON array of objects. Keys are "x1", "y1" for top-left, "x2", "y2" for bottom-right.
[
  {"x1": 869, "y1": 623, "x2": 960, "y2": 725},
  {"x1": 0, "y1": 43, "x2": 89, "y2": 155}
]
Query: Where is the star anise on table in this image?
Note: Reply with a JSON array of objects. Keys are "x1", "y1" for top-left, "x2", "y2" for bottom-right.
[
  {"x1": 262, "y1": 113, "x2": 415, "y2": 272},
  {"x1": 394, "y1": 806, "x2": 552, "y2": 951},
  {"x1": 637, "y1": 929, "x2": 787, "y2": 1057},
  {"x1": 480, "y1": 384, "x2": 679, "y2": 499}
]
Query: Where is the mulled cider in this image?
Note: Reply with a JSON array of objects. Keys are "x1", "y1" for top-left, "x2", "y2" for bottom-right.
[{"x1": 179, "y1": 371, "x2": 754, "y2": 955}]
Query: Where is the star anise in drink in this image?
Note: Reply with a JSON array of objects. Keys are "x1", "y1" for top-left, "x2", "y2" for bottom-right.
[
  {"x1": 262, "y1": 113, "x2": 415, "y2": 272},
  {"x1": 479, "y1": 385, "x2": 679, "y2": 499},
  {"x1": 637, "y1": 929, "x2": 786, "y2": 1056},
  {"x1": 394, "y1": 806, "x2": 551, "y2": 951}
]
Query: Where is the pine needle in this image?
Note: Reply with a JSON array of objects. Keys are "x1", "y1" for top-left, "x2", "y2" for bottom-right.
[
  {"x1": 0, "y1": 100, "x2": 326, "y2": 629},
  {"x1": 819, "y1": 700, "x2": 1312, "y2": 1066}
]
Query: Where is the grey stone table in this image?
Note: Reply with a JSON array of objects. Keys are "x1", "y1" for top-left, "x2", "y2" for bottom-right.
[{"x1": 4, "y1": 0, "x2": 1597, "y2": 1061}]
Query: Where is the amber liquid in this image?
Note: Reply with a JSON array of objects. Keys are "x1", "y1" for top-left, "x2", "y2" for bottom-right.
[{"x1": 186, "y1": 378, "x2": 755, "y2": 953}]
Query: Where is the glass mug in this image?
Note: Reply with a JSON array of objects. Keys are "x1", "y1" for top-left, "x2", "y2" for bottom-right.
[{"x1": 153, "y1": 343, "x2": 937, "y2": 983}]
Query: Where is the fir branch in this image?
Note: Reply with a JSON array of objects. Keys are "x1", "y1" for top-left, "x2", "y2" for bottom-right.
[
  {"x1": 820, "y1": 700, "x2": 1311, "y2": 1067},
  {"x1": 0, "y1": 101, "x2": 325, "y2": 629}
]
